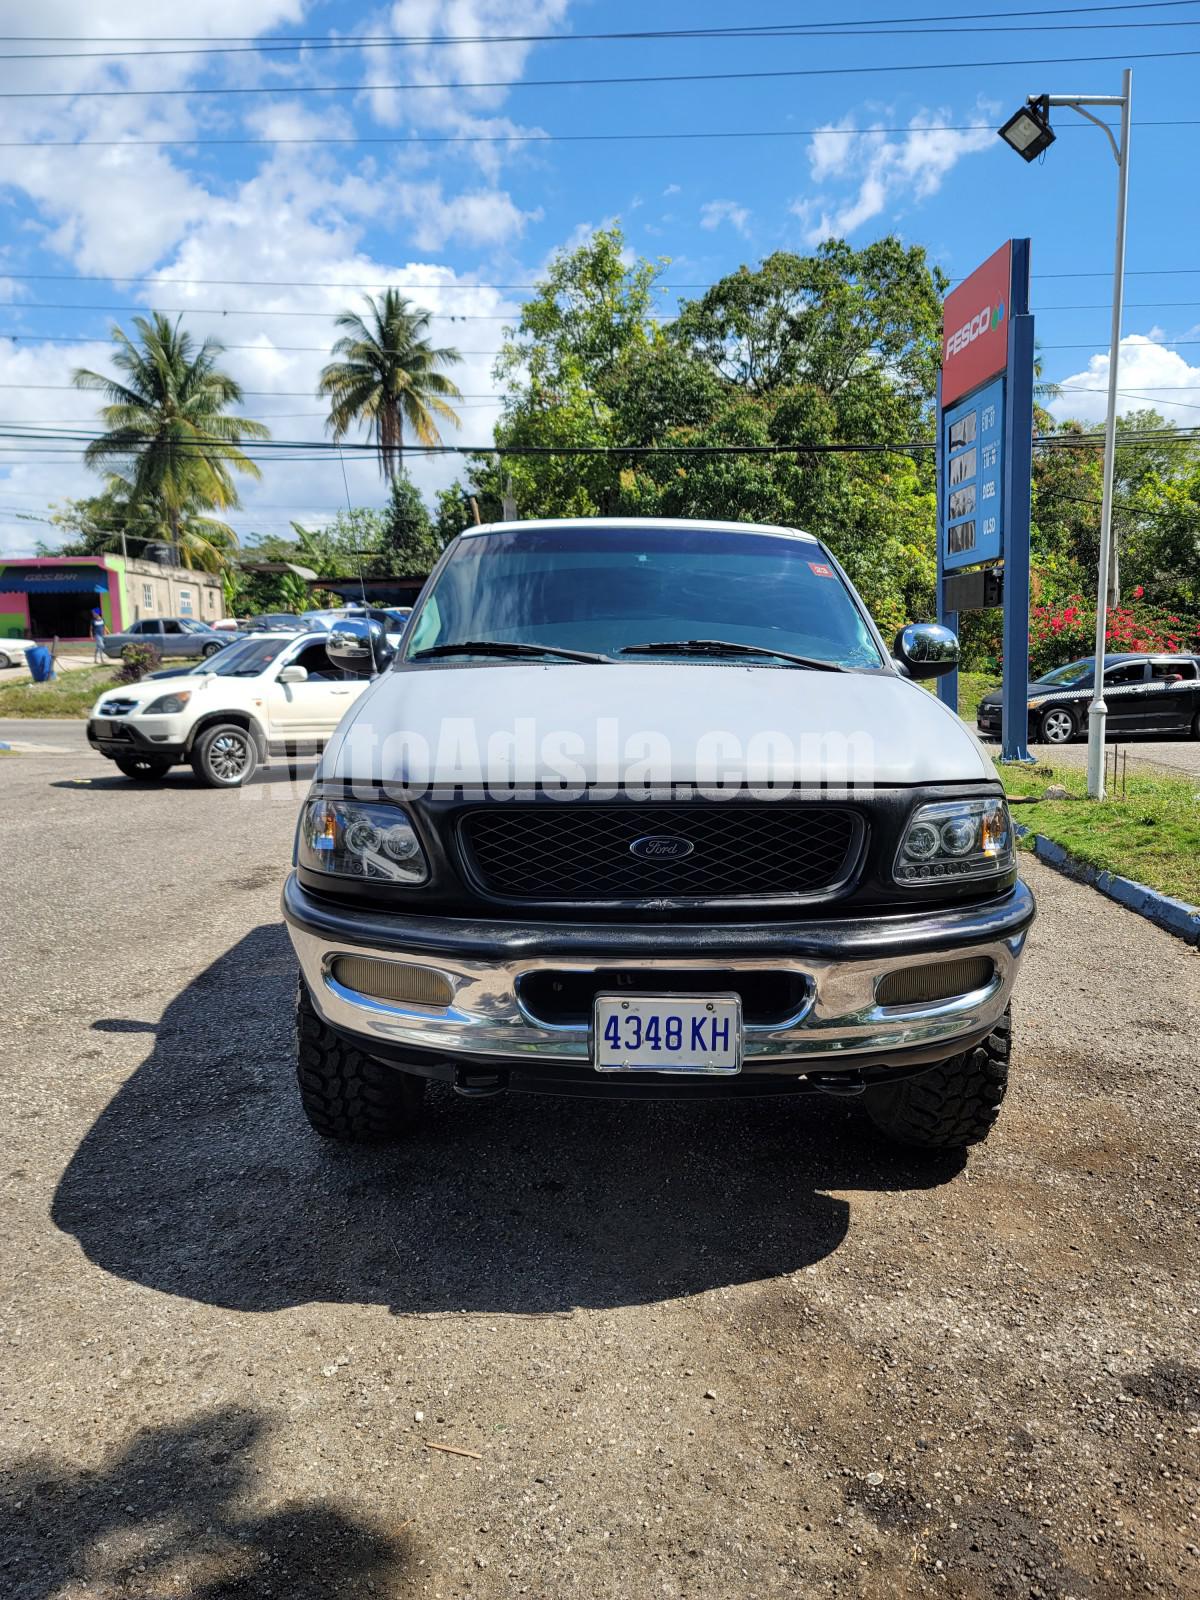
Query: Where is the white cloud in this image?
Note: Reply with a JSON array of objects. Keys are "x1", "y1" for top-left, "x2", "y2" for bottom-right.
[
  {"x1": 662, "y1": 183, "x2": 681, "y2": 197},
  {"x1": 358, "y1": 0, "x2": 567, "y2": 174},
  {"x1": 699, "y1": 199, "x2": 751, "y2": 237},
  {"x1": 393, "y1": 182, "x2": 541, "y2": 250},
  {"x1": 0, "y1": 1, "x2": 564, "y2": 551},
  {"x1": 1048, "y1": 334, "x2": 1200, "y2": 428},
  {"x1": 793, "y1": 108, "x2": 995, "y2": 245}
]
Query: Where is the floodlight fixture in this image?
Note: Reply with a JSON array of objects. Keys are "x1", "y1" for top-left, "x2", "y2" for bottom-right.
[{"x1": 997, "y1": 96, "x2": 1056, "y2": 162}]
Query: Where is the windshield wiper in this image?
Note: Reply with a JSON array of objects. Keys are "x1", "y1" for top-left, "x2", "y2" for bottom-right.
[
  {"x1": 410, "y1": 639, "x2": 609, "y2": 664},
  {"x1": 619, "y1": 639, "x2": 845, "y2": 672}
]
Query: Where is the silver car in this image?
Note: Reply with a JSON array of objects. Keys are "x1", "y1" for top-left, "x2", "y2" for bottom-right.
[{"x1": 101, "y1": 618, "x2": 231, "y2": 660}]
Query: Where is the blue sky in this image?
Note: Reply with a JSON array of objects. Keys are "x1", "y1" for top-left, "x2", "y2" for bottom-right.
[{"x1": 1, "y1": 0, "x2": 1198, "y2": 555}]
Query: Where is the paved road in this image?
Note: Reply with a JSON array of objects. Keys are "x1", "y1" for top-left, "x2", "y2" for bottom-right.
[{"x1": 1, "y1": 739, "x2": 1197, "y2": 1599}]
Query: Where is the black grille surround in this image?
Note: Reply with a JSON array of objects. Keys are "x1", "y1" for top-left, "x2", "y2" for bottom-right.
[{"x1": 456, "y1": 802, "x2": 865, "y2": 905}]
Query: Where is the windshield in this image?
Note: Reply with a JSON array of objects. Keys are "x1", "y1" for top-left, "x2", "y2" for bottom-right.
[
  {"x1": 1035, "y1": 659, "x2": 1093, "y2": 688},
  {"x1": 402, "y1": 526, "x2": 883, "y2": 669},
  {"x1": 1034, "y1": 655, "x2": 1136, "y2": 689},
  {"x1": 206, "y1": 636, "x2": 291, "y2": 677}
]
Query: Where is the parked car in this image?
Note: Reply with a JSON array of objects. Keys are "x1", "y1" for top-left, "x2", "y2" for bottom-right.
[
  {"x1": 238, "y1": 613, "x2": 305, "y2": 633},
  {"x1": 86, "y1": 631, "x2": 371, "y2": 786},
  {"x1": 302, "y1": 606, "x2": 407, "y2": 650},
  {"x1": 977, "y1": 652, "x2": 1200, "y2": 744},
  {"x1": 283, "y1": 517, "x2": 1034, "y2": 1154},
  {"x1": 0, "y1": 636, "x2": 39, "y2": 670},
  {"x1": 101, "y1": 617, "x2": 231, "y2": 660}
]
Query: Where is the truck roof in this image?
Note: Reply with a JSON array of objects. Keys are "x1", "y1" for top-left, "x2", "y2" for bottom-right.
[{"x1": 462, "y1": 517, "x2": 818, "y2": 543}]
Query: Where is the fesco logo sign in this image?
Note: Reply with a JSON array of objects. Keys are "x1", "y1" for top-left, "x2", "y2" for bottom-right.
[
  {"x1": 945, "y1": 299, "x2": 1005, "y2": 361},
  {"x1": 941, "y1": 241, "x2": 1014, "y2": 405}
]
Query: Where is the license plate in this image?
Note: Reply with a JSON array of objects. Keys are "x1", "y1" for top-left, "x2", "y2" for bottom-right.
[{"x1": 592, "y1": 993, "x2": 742, "y2": 1074}]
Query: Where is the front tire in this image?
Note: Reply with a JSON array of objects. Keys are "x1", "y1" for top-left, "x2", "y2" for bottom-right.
[
  {"x1": 1038, "y1": 706, "x2": 1076, "y2": 745},
  {"x1": 201, "y1": 641, "x2": 223, "y2": 658},
  {"x1": 115, "y1": 754, "x2": 173, "y2": 781},
  {"x1": 190, "y1": 722, "x2": 259, "y2": 787},
  {"x1": 0, "y1": 651, "x2": 11, "y2": 670},
  {"x1": 296, "y1": 980, "x2": 425, "y2": 1143},
  {"x1": 863, "y1": 1009, "x2": 1011, "y2": 1151}
]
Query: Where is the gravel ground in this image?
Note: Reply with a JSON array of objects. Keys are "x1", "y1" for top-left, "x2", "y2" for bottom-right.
[
  {"x1": 993, "y1": 736, "x2": 1200, "y2": 781},
  {"x1": 1, "y1": 740, "x2": 1198, "y2": 1600}
]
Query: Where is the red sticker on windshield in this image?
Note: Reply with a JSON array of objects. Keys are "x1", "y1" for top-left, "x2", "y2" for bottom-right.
[{"x1": 808, "y1": 562, "x2": 834, "y2": 578}]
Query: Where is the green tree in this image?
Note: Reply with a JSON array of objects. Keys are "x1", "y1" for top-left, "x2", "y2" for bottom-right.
[
  {"x1": 380, "y1": 474, "x2": 442, "y2": 575},
  {"x1": 72, "y1": 313, "x2": 269, "y2": 567},
  {"x1": 318, "y1": 290, "x2": 463, "y2": 479}
]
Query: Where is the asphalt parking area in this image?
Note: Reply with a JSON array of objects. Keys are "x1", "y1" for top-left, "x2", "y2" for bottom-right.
[{"x1": 1, "y1": 736, "x2": 1197, "y2": 1599}]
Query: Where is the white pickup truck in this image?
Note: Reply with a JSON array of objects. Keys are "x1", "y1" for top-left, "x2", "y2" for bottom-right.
[
  {"x1": 282, "y1": 517, "x2": 1035, "y2": 1154},
  {"x1": 86, "y1": 631, "x2": 370, "y2": 786}
]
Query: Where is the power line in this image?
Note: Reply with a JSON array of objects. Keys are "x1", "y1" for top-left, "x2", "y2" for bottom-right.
[
  {"x1": 1, "y1": 0, "x2": 1192, "y2": 45},
  {"x1": 4, "y1": 261, "x2": 1200, "y2": 292},
  {"x1": 8, "y1": 14, "x2": 1200, "y2": 62},
  {"x1": 4, "y1": 46, "x2": 1199, "y2": 99},
  {"x1": 19, "y1": 119, "x2": 1186, "y2": 150},
  {"x1": 4, "y1": 298, "x2": 1200, "y2": 332}
]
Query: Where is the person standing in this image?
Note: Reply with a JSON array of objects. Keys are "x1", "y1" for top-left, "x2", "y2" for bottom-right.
[{"x1": 91, "y1": 608, "x2": 107, "y2": 664}]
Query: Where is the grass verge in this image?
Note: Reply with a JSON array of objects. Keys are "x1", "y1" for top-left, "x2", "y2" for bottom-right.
[
  {"x1": 1001, "y1": 761, "x2": 1200, "y2": 907},
  {"x1": 918, "y1": 671, "x2": 998, "y2": 724},
  {"x1": 0, "y1": 665, "x2": 120, "y2": 719}
]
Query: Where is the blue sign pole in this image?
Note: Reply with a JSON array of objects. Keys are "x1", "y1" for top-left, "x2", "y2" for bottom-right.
[
  {"x1": 935, "y1": 371, "x2": 958, "y2": 712},
  {"x1": 1001, "y1": 240, "x2": 1034, "y2": 764}
]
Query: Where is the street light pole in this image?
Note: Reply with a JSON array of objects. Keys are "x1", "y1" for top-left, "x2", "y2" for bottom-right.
[{"x1": 1039, "y1": 72, "x2": 1132, "y2": 799}]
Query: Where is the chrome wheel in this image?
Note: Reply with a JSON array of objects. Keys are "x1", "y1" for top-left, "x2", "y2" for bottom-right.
[
  {"x1": 210, "y1": 731, "x2": 251, "y2": 782},
  {"x1": 1040, "y1": 708, "x2": 1075, "y2": 745}
]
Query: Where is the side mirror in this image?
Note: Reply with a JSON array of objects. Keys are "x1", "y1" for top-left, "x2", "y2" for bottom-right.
[
  {"x1": 277, "y1": 664, "x2": 308, "y2": 684},
  {"x1": 893, "y1": 622, "x2": 960, "y2": 680},
  {"x1": 327, "y1": 619, "x2": 395, "y2": 678}
]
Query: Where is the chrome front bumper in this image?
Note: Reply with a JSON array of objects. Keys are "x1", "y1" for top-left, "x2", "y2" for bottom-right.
[{"x1": 283, "y1": 876, "x2": 1035, "y2": 1074}]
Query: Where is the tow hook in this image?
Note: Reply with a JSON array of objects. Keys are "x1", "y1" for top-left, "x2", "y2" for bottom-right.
[
  {"x1": 452, "y1": 1066, "x2": 510, "y2": 1098},
  {"x1": 808, "y1": 1072, "x2": 867, "y2": 1098}
]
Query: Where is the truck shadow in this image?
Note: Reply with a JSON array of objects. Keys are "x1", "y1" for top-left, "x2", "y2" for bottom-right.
[
  {"x1": 53, "y1": 925, "x2": 963, "y2": 1316},
  {"x1": 0, "y1": 1405, "x2": 410, "y2": 1600}
]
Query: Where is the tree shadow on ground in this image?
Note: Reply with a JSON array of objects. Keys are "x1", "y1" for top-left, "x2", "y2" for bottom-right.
[
  {"x1": 53, "y1": 925, "x2": 963, "y2": 1316},
  {"x1": 0, "y1": 1405, "x2": 409, "y2": 1600}
]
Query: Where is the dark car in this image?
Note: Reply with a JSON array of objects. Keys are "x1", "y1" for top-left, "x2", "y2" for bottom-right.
[
  {"x1": 102, "y1": 617, "x2": 231, "y2": 661},
  {"x1": 239, "y1": 613, "x2": 304, "y2": 633},
  {"x1": 977, "y1": 653, "x2": 1200, "y2": 745}
]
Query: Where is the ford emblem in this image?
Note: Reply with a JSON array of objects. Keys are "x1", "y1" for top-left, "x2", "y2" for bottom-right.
[{"x1": 629, "y1": 835, "x2": 695, "y2": 860}]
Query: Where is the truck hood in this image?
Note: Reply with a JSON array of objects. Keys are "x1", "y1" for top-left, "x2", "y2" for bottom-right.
[{"x1": 322, "y1": 662, "x2": 995, "y2": 790}]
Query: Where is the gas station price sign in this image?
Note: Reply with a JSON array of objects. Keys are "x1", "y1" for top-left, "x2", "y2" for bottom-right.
[{"x1": 941, "y1": 374, "x2": 1005, "y2": 571}]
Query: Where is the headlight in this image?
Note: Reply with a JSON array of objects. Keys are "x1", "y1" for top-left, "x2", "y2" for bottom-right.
[
  {"x1": 297, "y1": 798, "x2": 428, "y2": 884},
  {"x1": 894, "y1": 798, "x2": 1014, "y2": 885},
  {"x1": 143, "y1": 690, "x2": 192, "y2": 714}
]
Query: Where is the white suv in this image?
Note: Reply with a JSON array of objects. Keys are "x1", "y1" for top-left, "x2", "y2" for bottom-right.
[{"x1": 86, "y1": 631, "x2": 370, "y2": 786}]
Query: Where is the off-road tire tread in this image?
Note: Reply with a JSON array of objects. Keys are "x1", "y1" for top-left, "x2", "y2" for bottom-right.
[
  {"x1": 864, "y1": 1008, "x2": 1011, "y2": 1150},
  {"x1": 295, "y1": 980, "x2": 424, "y2": 1143}
]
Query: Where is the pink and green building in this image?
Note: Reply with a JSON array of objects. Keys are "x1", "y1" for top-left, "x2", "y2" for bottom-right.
[{"x1": 0, "y1": 554, "x2": 225, "y2": 644}]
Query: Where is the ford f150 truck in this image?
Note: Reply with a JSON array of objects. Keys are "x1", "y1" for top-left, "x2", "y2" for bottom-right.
[{"x1": 283, "y1": 518, "x2": 1034, "y2": 1151}]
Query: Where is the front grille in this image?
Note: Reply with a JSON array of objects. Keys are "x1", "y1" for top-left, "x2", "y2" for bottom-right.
[
  {"x1": 458, "y1": 804, "x2": 861, "y2": 902},
  {"x1": 99, "y1": 698, "x2": 137, "y2": 716}
]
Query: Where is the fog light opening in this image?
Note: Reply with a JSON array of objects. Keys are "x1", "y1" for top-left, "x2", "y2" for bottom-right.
[
  {"x1": 330, "y1": 956, "x2": 454, "y2": 1009},
  {"x1": 875, "y1": 956, "x2": 995, "y2": 1008}
]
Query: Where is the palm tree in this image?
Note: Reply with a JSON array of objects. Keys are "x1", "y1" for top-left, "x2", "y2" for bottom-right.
[
  {"x1": 317, "y1": 289, "x2": 463, "y2": 479},
  {"x1": 73, "y1": 313, "x2": 270, "y2": 564}
]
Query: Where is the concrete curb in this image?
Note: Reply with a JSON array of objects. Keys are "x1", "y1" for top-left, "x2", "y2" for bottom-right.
[{"x1": 1016, "y1": 825, "x2": 1200, "y2": 945}]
